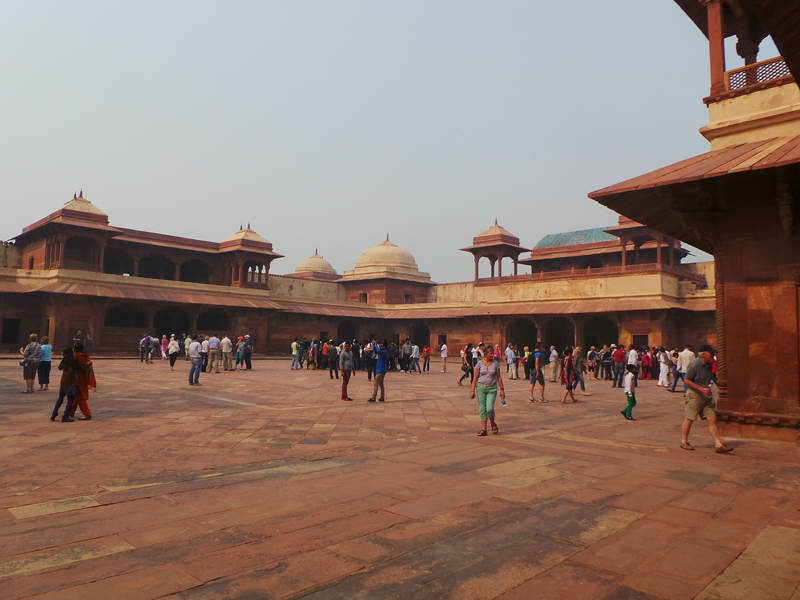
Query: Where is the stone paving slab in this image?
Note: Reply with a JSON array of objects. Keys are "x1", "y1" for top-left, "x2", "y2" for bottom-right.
[{"x1": 1, "y1": 360, "x2": 800, "y2": 599}]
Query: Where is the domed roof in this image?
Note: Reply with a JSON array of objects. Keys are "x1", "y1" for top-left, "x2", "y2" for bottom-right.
[
  {"x1": 296, "y1": 250, "x2": 337, "y2": 275},
  {"x1": 355, "y1": 236, "x2": 418, "y2": 270},
  {"x1": 222, "y1": 223, "x2": 271, "y2": 245},
  {"x1": 62, "y1": 191, "x2": 107, "y2": 217}
]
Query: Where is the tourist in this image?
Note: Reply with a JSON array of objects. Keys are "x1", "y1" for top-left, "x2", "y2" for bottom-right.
[
  {"x1": 611, "y1": 343, "x2": 626, "y2": 388},
  {"x1": 70, "y1": 343, "x2": 95, "y2": 420},
  {"x1": 328, "y1": 340, "x2": 339, "y2": 379},
  {"x1": 586, "y1": 346, "x2": 597, "y2": 380},
  {"x1": 183, "y1": 334, "x2": 191, "y2": 361},
  {"x1": 528, "y1": 342, "x2": 547, "y2": 403},
  {"x1": 422, "y1": 344, "x2": 431, "y2": 373},
  {"x1": 38, "y1": 336, "x2": 52, "y2": 391},
  {"x1": 321, "y1": 340, "x2": 329, "y2": 370},
  {"x1": 388, "y1": 341, "x2": 399, "y2": 371},
  {"x1": 139, "y1": 333, "x2": 151, "y2": 363},
  {"x1": 188, "y1": 334, "x2": 203, "y2": 385},
  {"x1": 439, "y1": 341, "x2": 448, "y2": 373},
  {"x1": 243, "y1": 335, "x2": 253, "y2": 370},
  {"x1": 600, "y1": 345, "x2": 613, "y2": 380},
  {"x1": 208, "y1": 333, "x2": 221, "y2": 373},
  {"x1": 681, "y1": 344, "x2": 733, "y2": 453},
  {"x1": 409, "y1": 342, "x2": 421, "y2": 374},
  {"x1": 670, "y1": 348, "x2": 680, "y2": 386},
  {"x1": 168, "y1": 335, "x2": 180, "y2": 370},
  {"x1": 20, "y1": 333, "x2": 41, "y2": 393},
  {"x1": 363, "y1": 340, "x2": 374, "y2": 380},
  {"x1": 160, "y1": 335, "x2": 169, "y2": 361},
  {"x1": 351, "y1": 340, "x2": 360, "y2": 371},
  {"x1": 234, "y1": 336, "x2": 245, "y2": 370},
  {"x1": 641, "y1": 347, "x2": 651, "y2": 380},
  {"x1": 505, "y1": 343, "x2": 517, "y2": 380},
  {"x1": 522, "y1": 346, "x2": 531, "y2": 380},
  {"x1": 52, "y1": 347, "x2": 80, "y2": 422},
  {"x1": 672, "y1": 344, "x2": 695, "y2": 393},
  {"x1": 549, "y1": 346, "x2": 559, "y2": 382},
  {"x1": 339, "y1": 341, "x2": 356, "y2": 401},
  {"x1": 221, "y1": 334, "x2": 233, "y2": 371},
  {"x1": 401, "y1": 339, "x2": 412, "y2": 373},
  {"x1": 572, "y1": 347, "x2": 591, "y2": 396},
  {"x1": 84, "y1": 333, "x2": 93, "y2": 354},
  {"x1": 200, "y1": 335, "x2": 210, "y2": 371},
  {"x1": 621, "y1": 363, "x2": 638, "y2": 421},
  {"x1": 457, "y1": 343, "x2": 474, "y2": 386},
  {"x1": 308, "y1": 340, "x2": 317, "y2": 370},
  {"x1": 627, "y1": 344, "x2": 639, "y2": 368},
  {"x1": 72, "y1": 330, "x2": 83, "y2": 347},
  {"x1": 368, "y1": 341, "x2": 388, "y2": 403},
  {"x1": 657, "y1": 346, "x2": 670, "y2": 387},
  {"x1": 291, "y1": 337, "x2": 300, "y2": 370},
  {"x1": 561, "y1": 346, "x2": 577, "y2": 404},
  {"x1": 470, "y1": 344, "x2": 504, "y2": 436},
  {"x1": 472, "y1": 344, "x2": 480, "y2": 368}
]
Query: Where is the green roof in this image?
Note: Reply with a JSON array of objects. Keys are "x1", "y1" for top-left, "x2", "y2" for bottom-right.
[{"x1": 534, "y1": 227, "x2": 617, "y2": 250}]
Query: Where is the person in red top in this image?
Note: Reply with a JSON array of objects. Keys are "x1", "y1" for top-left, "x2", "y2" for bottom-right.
[
  {"x1": 422, "y1": 346, "x2": 431, "y2": 373},
  {"x1": 322, "y1": 341, "x2": 329, "y2": 370},
  {"x1": 70, "y1": 343, "x2": 96, "y2": 421},
  {"x1": 611, "y1": 344, "x2": 627, "y2": 388}
]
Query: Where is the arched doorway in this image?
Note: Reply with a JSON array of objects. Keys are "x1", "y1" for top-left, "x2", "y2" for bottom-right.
[
  {"x1": 104, "y1": 304, "x2": 147, "y2": 329},
  {"x1": 337, "y1": 321, "x2": 357, "y2": 343},
  {"x1": 546, "y1": 317, "x2": 574, "y2": 353},
  {"x1": 196, "y1": 309, "x2": 232, "y2": 332},
  {"x1": 153, "y1": 307, "x2": 191, "y2": 338},
  {"x1": 180, "y1": 259, "x2": 212, "y2": 284},
  {"x1": 507, "y1": 318, "x2": 537, "y2": 349},
  {"x1": 139, "y1": 254, "x2": 176, "y2": 280},
  {"x1": 583, "y1": 316, "x2": 619, "y2": 349},
  {"x1": 411, "y1": 323, "x2": 430, "y2": 347},
  {"x1": 104, "y1": 248, "x2": 135, "y2": 275}
]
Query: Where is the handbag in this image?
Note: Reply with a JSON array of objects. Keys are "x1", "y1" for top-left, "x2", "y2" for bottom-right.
[
  {"x1": 19, "y1": 359, "x2": 27, "y2": 367},
  {"x1": 461, "y1": 363, "x2": 470, "y2": 373}
]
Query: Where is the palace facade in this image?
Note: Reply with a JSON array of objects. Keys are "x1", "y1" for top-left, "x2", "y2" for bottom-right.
[{"x1": 0, "y1": 194, "x2": 715, "y2": 357}]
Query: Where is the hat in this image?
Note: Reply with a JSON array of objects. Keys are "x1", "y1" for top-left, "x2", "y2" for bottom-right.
[
  {"x1": 237, "y1": 336, "x2": 244, "y2": 340},
  {"x1": 245, "y1": 335, "x2": 250, "y2": 338},
  {"x1": 698, "y1": 344, "x2": 716, "y2": 355}
]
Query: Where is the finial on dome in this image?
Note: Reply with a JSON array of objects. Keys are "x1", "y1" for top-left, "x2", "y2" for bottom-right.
[
  {"x1": 386, "y1": 233, "x2": 390, "y2": 242},
  {"x1": 247, "y1": 221, "x2": 251, "y2": 229},
  {"x1": 73, "y1": 192, "x2": 77, "y2": 200},
  {"x1": 315, "y1": 248, "x2": 318, "y2": 255},
  {"x1": 495, "y1": 218, "x2": 498, "y2": 226},
  {"x1": 79, "y1": 189, "x2": 83, "y2": 198},
  {"x1": 239, "y1": 223, "x2": 243, "y2": 230}
]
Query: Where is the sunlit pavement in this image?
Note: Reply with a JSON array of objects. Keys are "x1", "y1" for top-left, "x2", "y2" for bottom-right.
[{"x1": 1, "y1": 359, "x2": 799, "y2": 600}]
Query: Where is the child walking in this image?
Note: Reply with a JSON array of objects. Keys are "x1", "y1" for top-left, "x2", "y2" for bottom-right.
[{"x1": 621, "y1": 364, "x2": 638, "y2": 421}]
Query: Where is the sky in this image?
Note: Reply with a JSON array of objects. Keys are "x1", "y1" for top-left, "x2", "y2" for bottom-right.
[{"x1": 0, "y1": 1, "x2": 778, "y2": 281}]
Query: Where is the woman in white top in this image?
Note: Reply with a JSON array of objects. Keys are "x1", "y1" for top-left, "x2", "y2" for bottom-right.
[
  {"x1": 470, "y1": 345, "x2": 505, "y2": 436},
  {"x1": 167, "y1": 336, "x2": 181, "y2": 370}
]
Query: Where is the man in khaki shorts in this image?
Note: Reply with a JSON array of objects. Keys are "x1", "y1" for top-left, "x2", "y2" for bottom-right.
[{"x1": 680, "y1": 344, "x2": 733, "y2": 453}]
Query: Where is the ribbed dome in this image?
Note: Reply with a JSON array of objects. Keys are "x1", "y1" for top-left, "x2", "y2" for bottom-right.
[
  {"x1": 355, "y1": 237, "x2": 418, "y2": 270},
  {"x1": 296, "y1": 251, "x2": 336, "y2": 275}
]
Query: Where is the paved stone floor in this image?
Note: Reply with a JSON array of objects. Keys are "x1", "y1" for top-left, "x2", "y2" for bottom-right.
[{"x1": 1, "y1": 359, "x2": 799, "y2": 600}]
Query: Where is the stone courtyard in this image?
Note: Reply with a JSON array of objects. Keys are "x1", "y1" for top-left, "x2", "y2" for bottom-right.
[{"x1": 0, "y1": 358, "x2": 799, "y2": 600}]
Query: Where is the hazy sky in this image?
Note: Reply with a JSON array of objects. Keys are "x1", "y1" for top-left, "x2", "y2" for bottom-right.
[{"x1": 0, "y1": 1, "x2": 776, "y2": 281}]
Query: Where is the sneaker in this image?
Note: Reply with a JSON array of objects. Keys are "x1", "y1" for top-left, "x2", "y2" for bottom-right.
[
  {"x1": 715, "y1": 444, "x2": 734, "y2": 454},
  {"x1": 528, "y1": 397, "x2": 534, "y2": 403},
  {"x1": 367, "y1": 399, "x2": 376, "y2": 403},
  {"x1": 378, "y1": 398, "x2": 385, "y2": 402},
  {"x1": 78, "y1": 416, "x2": 92, "y2": 421}
]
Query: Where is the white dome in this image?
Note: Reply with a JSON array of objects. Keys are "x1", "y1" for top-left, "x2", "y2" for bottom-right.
[
  {"x1": 355, "y1": 237, "x2": 418, "y2": 270},
  {"x1": 296, "y1": 251, "x2": 336, "y2": 275}
]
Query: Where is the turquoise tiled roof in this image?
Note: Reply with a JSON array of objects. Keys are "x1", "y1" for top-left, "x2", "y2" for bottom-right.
[{"x1": 534, "y1": 227, "x2": 617, "y2": 250}]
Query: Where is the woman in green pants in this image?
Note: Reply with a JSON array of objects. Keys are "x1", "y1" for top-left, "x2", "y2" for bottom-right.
[{"x1": 470, "y1": 345, "x2": 505, "y2": 436}]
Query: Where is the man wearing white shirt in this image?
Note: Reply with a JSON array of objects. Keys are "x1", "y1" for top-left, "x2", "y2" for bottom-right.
[
  {"x1": 672, "y1": 344, "x2": 696, "y2": 394},
  {"x1": 505, "y1": 344, "x2": 517, "y2": 380},
  {"x1": 549, "y1": 346, "x2": 560, "y2": 382},
  {"x1": 188, "y1": 335, "x2": 203, "y2": 386},
  {"x1": 627, "y1": 345, "x2": 639, "y2": 366},
  {"x1": 221, "y1": 335, "x2": 233, "y2": 371},
  {"x1": 409, "y1": 343, "x2": 421, "y2": 374},
  {"x1": 439, "y1": 343, "x2": 448, "y2": 373}
]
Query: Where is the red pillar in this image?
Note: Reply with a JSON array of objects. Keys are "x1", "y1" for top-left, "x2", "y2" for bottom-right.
[
  {"x1": 474, "y1": 256, "x2": 479, "y2": 281},
  {"x1": 707, "y1": 0, "x2": 726, "y2": 95}
]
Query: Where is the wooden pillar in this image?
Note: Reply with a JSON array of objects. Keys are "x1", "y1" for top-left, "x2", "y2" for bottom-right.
[
  {"x1": 668, "y1": 238, "x2": 675, "y2": 267},
  {"x1": 474, "y1": 256, "x2": 479, "y2": 281},
  {"x1": 656, "y1": 233, "x2": 662, "y2": 266},
  {"x1": 707, "y1": 0, "x2": 726, "y2": 95}
]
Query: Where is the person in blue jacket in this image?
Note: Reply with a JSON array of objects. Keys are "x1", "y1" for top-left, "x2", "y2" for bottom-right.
[{"x1": 368, "y1": 340, "x2": 388, "y2": 403}]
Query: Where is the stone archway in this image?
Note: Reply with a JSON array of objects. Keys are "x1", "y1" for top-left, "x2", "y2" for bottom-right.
[
  {"x1": 507, "y1": 318, "x2": 537, "y2": 349},
  {"x1": 411, "y1": 323, "x2": 430, "y2": 347},
  {"x1": 583, "y1": 315, "x2": 619, "y2": 349},
  {"x1": 338, "y1": 321, "x2": 357, "y2": 343},
  {"x1": 546, "y1": 317, "x2": 574, "y2": 354}
]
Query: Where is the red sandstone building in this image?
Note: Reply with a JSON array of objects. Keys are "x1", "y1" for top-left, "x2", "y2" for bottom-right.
[
  {"x1": 1, "y1": 193, "x2": 714, "y2": 358},
  {"x1": 592, "y1": 0, "x2": 800, "y2": 439}
]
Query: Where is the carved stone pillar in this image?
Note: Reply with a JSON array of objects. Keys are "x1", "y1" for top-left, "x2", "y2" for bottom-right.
[
  {"x1": 474, "y1": 256, "x2": 479, "y2": 281},
  {"x1": 706, "y1": 0, "x2": 726, "y2": 95}
]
